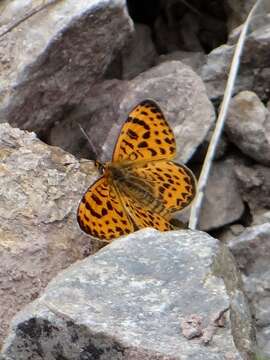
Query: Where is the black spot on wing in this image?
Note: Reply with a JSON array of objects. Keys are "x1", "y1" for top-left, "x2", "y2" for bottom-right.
[
  {"x1": 142, "y1": 131, "x2": 150, "y2": 139},
  {"x1": 127, "y1": 129, "x2": 138, "y2": 140},
  {"x1": 160, "y1": 148, "x2": 166, "y2": 155},
  {"x1": 123, "y1": 139, "x2": 134, "y2": 149},
  {"x1": 85, "y1": 202, "x2": 102, "y2": 219},
  {"x1": 101, "y1": 208, "x2": 108, "y2": 216},
  {"x1": 138, "y1": 141, "x2": 148, "y2": 148},
  {"x1": 107, "y1": 201, "x2": 113, "y2": 210},
  {"x1": 91, "y1": 194, "x2": 102, "y2": 206},
  {"x1": 148, "y1": 148, "x2": 157, "y2": 156},
  {"x1": 132, "y1": 118, "x2": 150, "y2": 131}
]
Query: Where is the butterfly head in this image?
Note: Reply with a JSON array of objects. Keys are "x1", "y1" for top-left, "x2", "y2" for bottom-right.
[{"x1": 94, "y1": 160, "x2": 105, "y2": 175}]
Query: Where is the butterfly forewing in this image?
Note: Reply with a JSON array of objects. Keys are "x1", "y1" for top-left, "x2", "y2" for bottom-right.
[
  {"x1": 113, "y1": 100, "x2": 176, "y2": 163},
  {"x1": 77, "y1": 177, "x2": 134, "y2": 240}
]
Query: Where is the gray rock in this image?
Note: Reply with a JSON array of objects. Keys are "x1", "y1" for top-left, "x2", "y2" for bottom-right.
[
  {"x1": 193, "y1": 132, "x2": 229, "y2": 163},
  {"x1": 49, "y1": 61, "x2": 215, "y2": 164},
  {"x1": 156, "y1": 51, "x2": 207, "y2": 74},
  {"x1": 252, "y1": 209, "x2": 270, "y2": 226},
  {"x1": 0, "y1": 123, "x2": 103, "y2": 347},
  {"x1": 200, "y1": 44, "x2": 252, "y2": 101},
  {"x1": 228, "y1": 223, "x2": 270, "y2": 358},
  {"x1": 199, "y1": 160, "x2": 244, "y2": 231},
  {"x1": 102, "y1": 61, "x2": 215, "y2": 164},
  {"x1": 213, "y1": 134, "x2": 229, "y2": 160},
  {"x1": 225, "y1": 91, "x2": 270, "y2": 165},
  {"x1": 48, "y1": 79, "x2": 130, "y2": 159},
  {"x1": 1, "y1": 229, "x2": 255, "y2": 359},
  {"x1": 226, "y1": 0, "x2": 256, "y2": 30},
  {"x1": 122, "y1": 23, "x2": 158, "y2": 80},
  {"x1": 0, "y1": 0, "x2": 132, "y2": 133},
  {"x1": 201, "y1": 12, "x2": 270, "y2": 101},
  {"x1": 176, "y1": 12, "x2": 203, "y2": 52},
  {"x1": 218, "y1": 224, "x2": 246, "y2": 243},
  {"x1": 154, "y1": 15, "x2": 181, "y2": 54},
  {"x1": 156, "y1": 0, "x2": 226, "y2": 54},
  {"x1": 234, "y1": 162, "x2": 270, "y2": 215}
]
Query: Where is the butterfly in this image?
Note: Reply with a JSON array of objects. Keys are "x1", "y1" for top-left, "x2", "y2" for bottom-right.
[{"x1": 77, "y1": 100, "x2": 196, "y2": 241}]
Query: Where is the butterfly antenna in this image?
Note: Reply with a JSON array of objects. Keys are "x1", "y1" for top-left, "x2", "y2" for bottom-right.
[
  {"x1": 78, "y1": 123, "x2": 94, "y2": 149},
  {"x1": 78, "y1": 123, "x2": 104, "y2": 173},
  {"x1": 78, "y1": 123, "x2": 98, "y2": 158}
]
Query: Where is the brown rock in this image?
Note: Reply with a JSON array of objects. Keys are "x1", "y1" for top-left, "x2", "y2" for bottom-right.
[{"x1": 0, "y1": 123, "x2": 102, "y2": 347}]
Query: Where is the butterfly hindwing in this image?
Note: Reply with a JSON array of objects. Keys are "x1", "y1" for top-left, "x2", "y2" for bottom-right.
[
  {"x1": 112, "y1": 100, "x2": 176, "y2": 163},
  {"x1": 129, "y1": 160, "x2": 196, "y2": 212},
  {"x1": 118, "y1": 191, "x2": 174, "y2": 232},
  {"x1": 77, "y1": 177, "x2": 134, "y2": 240}
]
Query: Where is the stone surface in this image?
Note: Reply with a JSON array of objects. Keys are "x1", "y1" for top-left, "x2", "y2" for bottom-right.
[
  {"x1": 0, "y1": 0, "x2": 132, "y2": 133},
  {"x1": 1, "y1": 229, "x2": 255, "y2": 359},
  {"x1": 154, "y1": 14, "x2": 183, "y2": 54},
  {"x1": 155, "y1": 0, "x2": 227, "y2": 54},
  {"x1": 225, "y1": 91, "x2": 270, "y2": 165},
  {"x1": 0, "y1": 123, "x2": 103, "y2": 348},
  {"x1": 234, "y1": 161, "x2": 270, "y2": 217},
  {"x1": 218, "y1": 224, "x2": 246, "y2": 243},
  {"x1": 156, "y1": 51, "x2": 207, "y2": 74},
  {"x1": 226, "y1": 0, "x2": 256, "y2": 30},
  {"x1": 201, "y1": 11, "x2": 270, "y2": 101},
  {"x1": 200, "y1": 44, "x2": 251, "y2": 101},
  {"x1": 252, "y1": 209, "x2": 270, "y2": 226},
  {"x1": 49, "y1": 61, "x2": 215, "y2": 164},
  {"x1": 193, "y1": 132, "x2": 229, "y2": 164},
  {"x1": 199, "y1": 160, "x2": 244, "y2": 231},
  {"x1": 102, "y1": 61, "x2": 215, "y2": 164},
  {"x1": 228, "y1": 224, "x2": 270, "y2": 358},
  {"x1": 47, "y1": 79, "x2": 130, "y2": 160},
  {"x1": 122, "y1": 23, "x2": 158, "y2": 80}
]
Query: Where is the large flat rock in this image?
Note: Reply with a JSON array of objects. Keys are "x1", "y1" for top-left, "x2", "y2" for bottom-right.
[{"x1": 1, "y1": 229, "x2": 255, "y2": 359}]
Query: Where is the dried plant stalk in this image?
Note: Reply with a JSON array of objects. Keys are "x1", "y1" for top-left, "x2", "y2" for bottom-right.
[{"x1": 189, "y1": 0, "x2": 264, "y2": 230}]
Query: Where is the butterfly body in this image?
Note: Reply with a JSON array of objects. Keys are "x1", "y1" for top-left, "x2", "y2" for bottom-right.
[
  {"x1": 77, "y1": 100, "x2": 196, "y2": 241},
  {"x1": 107, "y1": 160, "x2": 170, "y2": 218}
]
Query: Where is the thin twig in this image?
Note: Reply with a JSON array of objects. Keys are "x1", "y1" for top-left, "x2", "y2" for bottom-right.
[
  {"x1": 0, "y1": 0, "x2": 61, "y2": 39},
  {"x1": 78, "y1": 124, "x2": 95, "y2": 152},
  {"x1": 188, "y1": 0, "x2": 263, "y2": 230},
  {"x1": 179, "y1": 0, "x2": 202, "y2": 17},
  {"x1": 78, "y1": 123, "x2": 99, "y2": 162}
]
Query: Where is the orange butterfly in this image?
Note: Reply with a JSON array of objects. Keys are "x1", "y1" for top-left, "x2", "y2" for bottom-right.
[{"x1": 77, "y1": 100, "x2": 196, "y2": 241}]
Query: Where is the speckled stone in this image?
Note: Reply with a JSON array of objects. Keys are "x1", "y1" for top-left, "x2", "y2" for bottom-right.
[{"x1": 1, "y1": 229, "x2": 255, "y2": 359}]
